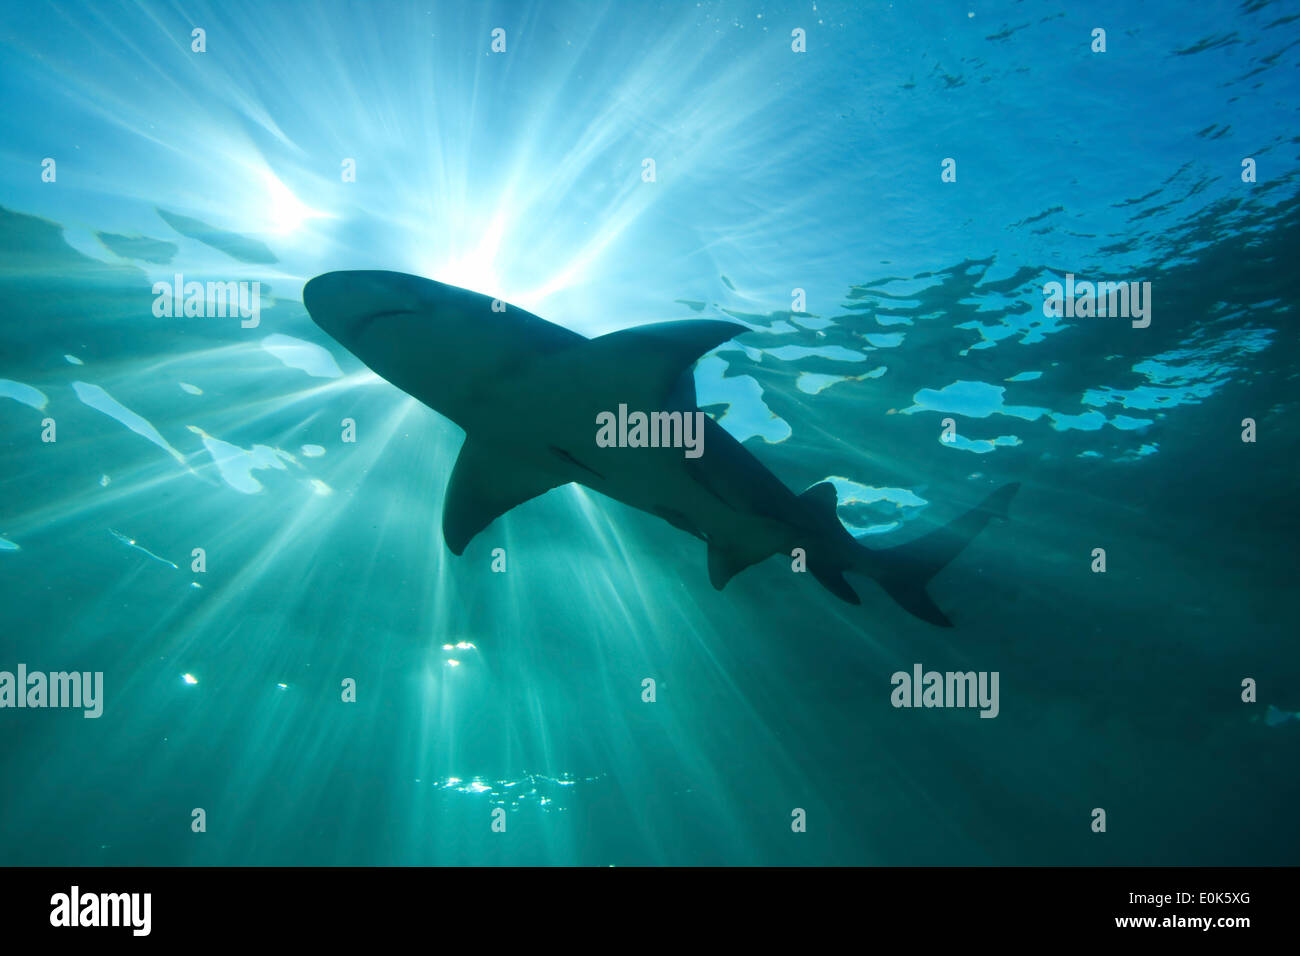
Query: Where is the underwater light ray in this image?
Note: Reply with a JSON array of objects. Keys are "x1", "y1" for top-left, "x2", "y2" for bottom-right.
[
  {"x1": 375, "y1": 11, "x2": 800, "y2": 313},
  {"x1": 146, "y1": 395, "x2": 425, "y2": 671},
  {"x1": 0, "y1": 459, "x2": 216, "y2": 544}
]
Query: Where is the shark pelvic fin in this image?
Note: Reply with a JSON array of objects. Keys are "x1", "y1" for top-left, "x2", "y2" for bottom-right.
[
  {"x1": 706, "y1": 540, "x2": 768, "y2": 591},
  {"x1": 442, "y1": 439, "x2": 566, "y2": 554}
]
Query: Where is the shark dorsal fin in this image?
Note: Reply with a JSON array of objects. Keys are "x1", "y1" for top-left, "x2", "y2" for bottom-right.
[
  {"x1": 583, "y1": 320, "x2": 747, "y2": 404},
  {"x1": 442, "y1": 439, "x2": 566, "y2": 554},
  {"x1": 799, "y1": 481, "x2": 840, "y2": 517},
  {"x1": 799, "y1": 482, "x2": 860, "y2": 560}
]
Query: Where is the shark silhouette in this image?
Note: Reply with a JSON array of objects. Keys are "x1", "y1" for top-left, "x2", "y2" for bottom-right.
[{"x1": 304, "y1": 270, "x2": 1018, "y2": 626}]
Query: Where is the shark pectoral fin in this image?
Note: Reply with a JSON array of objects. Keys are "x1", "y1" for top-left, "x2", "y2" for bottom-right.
[
  {"x1": 585, "y1": 320, "x2": 748, "y2": 403},
  {"x1": 705, "y1": 541, "x2": 768, "y2": 590},
  {"x1": 442, "y1": 440, "x2": 565, "y2": 554}
]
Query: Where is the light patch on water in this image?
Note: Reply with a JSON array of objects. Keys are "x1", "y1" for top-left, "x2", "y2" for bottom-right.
[
  {"x1": 904, "y1": 380, "x2": 1046, "y2": 421},
  {"x1": 72, "y1": 381, "x2": 186, "y2": 463},
  {"x1": 764, "y1": 344, "x2": 867, "y2": 362},
  {"x1": 1006, "y1": 371, "x2": 1041, "y2": 382},
  {"x1": 0, "y1": 536, "x2": 19, "y2": 552},
  {"x1": 99, "y1": 474, "x2": 111, "y2": 487},
  {"x1": 820, "y1": 476, "x2": 928, "y2": 536},
  {"x1": 1109, "y1": 414, "x2": 1154, "y2": 431},
  {"x1": 0, "y1": 379, "x2": 48, "y2": 410},
  {"x1": 694, "y1": 354, "x2": 791, "y2": 444},
  {"x1": 943, "y1": 433, "x2": 1023, "y2": 454},
  {"x1": 853, "y1": 274, "x2": 933, "y2": 300},
  {"x1": 64, "y1": 354, "x2": 84, "y2": 366},
  {"x1": 726, "y1": 342, "x2": 764, "y2": 362},
  {"x1": 309, "y1": 479, "x2": 333, "y2": 496},
  {"x1": 1084, "y1": 327, "x2": 1274, "y2": 412},
  {"x1": 823, "y1": 477, "x2": 927, "y2": 509},
  {"x1": 790, "y1": 312, "x2": 834, "y2": 330},
  {"x1": 795, "y1": 365, "x2": 888, "y2": 396},
  {"x1": 797, "y1": 372, "x2": 852, "y2": 395},
  {"x1": 1078, "y1": 450, "x2": 1104, "y2": 459},
  {"x1": 179, "y1": 382, "x2": 203, "y2": 395},
  {"x1": 301, "y1": 444, "x2": 326, "y2": 457},
  {"x1": 954, "y1": 279, "x2": 1071, "y2": 349},
  {"x1": 863, "y1": 332, "x2": 905, "y2": 348},
  {"x1": 1048, "y1": 410, "x2": 1107, "y2": 432},
  {"x1": 182, "y1": 673, "x2": 198, "y2": 685},
  {"x1": 1117, "y1": 442, "x2": 1160, "y2": 461},
  {"x1": 186, "y1": 425, "x2": 292, "y2": 494},
  {"x1": 1083, "y1": 384, "x2": 1209, "y2": 412},
  {"x1": 261, "y1": 333, "x2": 343, "y2": 378}
]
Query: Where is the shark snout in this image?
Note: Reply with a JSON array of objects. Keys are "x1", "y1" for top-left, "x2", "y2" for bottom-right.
[{"x1": 304, "y1": 270, "x2": 423, "y2": 345}]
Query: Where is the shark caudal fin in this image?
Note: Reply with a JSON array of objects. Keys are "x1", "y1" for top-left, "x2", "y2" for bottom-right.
[{"x1": 863, "y1": 482, "x2": 1019, "y2": 627}]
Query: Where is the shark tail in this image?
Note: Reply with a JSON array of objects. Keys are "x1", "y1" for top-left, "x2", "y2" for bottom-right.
[{"x1": 861, "y1": 482, "x2": 1019, "y2": 627}]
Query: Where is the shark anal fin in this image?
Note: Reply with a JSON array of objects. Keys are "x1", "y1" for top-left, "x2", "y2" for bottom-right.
[
  {"x1": 811, "y1": 564, "x2": 862, "y2": 605},
  {"x1": 875, "y1": 574, "x2": 951, "y2": 626},
  {"x1": 442, "y1": 440, "x2": 565, "y2": 555}
]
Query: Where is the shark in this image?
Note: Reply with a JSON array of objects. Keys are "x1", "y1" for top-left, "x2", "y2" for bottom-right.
[{"x1": 303, "y1": 270, "x2": 1018, "y2": 626}]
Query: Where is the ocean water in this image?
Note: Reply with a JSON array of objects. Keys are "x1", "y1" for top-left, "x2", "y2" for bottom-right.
[{"x1": 0, "y1": 0, "x2": 1297, "y2": 867}]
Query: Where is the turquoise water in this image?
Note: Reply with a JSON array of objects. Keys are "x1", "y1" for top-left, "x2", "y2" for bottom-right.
[{"x1": 1, "y1": 0, "x2": 1297, "y2": 865}]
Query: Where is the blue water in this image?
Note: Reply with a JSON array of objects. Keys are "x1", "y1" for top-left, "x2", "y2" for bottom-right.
[{"x1": 1, "y1": 0, "x2": 1297, "y2": 865}]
